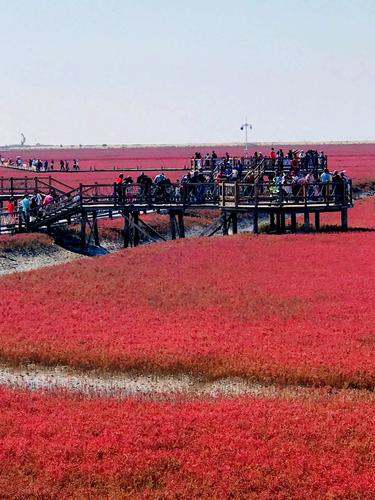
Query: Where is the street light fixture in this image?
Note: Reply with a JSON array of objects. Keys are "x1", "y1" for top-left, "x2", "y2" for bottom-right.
[{"x1": 240, "y1": 122, "x2": 253, "y2": 157}]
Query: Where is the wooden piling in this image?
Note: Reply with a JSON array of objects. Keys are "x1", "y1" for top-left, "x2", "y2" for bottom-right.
[
  {"x1": 269, "y1": 212, "x2": 275, "y2": 232},
  {"x1": 253, "y1": 210, "x2": 259, "y2": 234},
  {"x1": 314, "y1": 212, "x2": 320, "y2": 232},
  {"x1": 290, "y1": 212, "x2": 297, "y2": 232},
  {"x1": 232, "y1": 212, "x2": 238, "y2": 234},
  {"x1": 341, "y1": 208, "x2": 348, "y2": 231},
  {"x1": 92, "y1": 212, "x2": 100, "y2": 246},
  {"x1": 304, "y1": 211, "x2": 310, "y2": 232},
  {"x1": 169, "y1": 210, "x2": 177, "y2": 240},
  {"x1": 133, "y1": 212, "x2": 140, "y2": 246},
  {"x1": 123, "y1": 212, "x2": 130, "y2": 248},
  {"x1": 222, "y1": 212, "x2": 228, "y2": 235},
  {"x1": 280, "y1": 212, "x2": 286, "y2": 233},
  {"x1": 276, "y1": 211, "x2": 281, "y2": 234},
  {"x1": 177, "y1": 211, "x2": 185, "y2": 238},
  {"x1": 80, "y1": 212, "x2": 87, "y2": 253}
]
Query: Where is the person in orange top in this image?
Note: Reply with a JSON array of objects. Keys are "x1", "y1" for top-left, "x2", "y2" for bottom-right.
[
  {"x1": 7, "y1": 198, "x2": 15, "y2": 215},
  {"x1": 7, "y1": 197, "x2": 15, "y2": 223},
  {"x1": 115, "y1": 174, "x2": 124, "y2": 202}
]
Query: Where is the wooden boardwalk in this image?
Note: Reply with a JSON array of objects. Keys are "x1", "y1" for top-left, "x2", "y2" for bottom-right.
[{"x1": 0, "y1": 176, "x2": 353, "y2": 251}]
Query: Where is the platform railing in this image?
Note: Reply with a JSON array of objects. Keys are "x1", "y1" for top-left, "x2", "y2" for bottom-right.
[
  {"x1": 0, "y1": 207, "x2": 19, "y2": 233},
  {"x1": 78, "y1": 182, "x2": 220, "y2": 207},
  {"x1": 220, "y1": 181, "x2": 352, "y2": 208},
  {"x1": 24, "y1": 179, "x2": 353, "y2": 231},
  {"x1": 0, "y1": 176, "x2": 72, "y2": 197}
]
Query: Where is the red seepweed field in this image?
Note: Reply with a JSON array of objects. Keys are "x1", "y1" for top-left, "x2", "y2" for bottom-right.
[
  {"x1": 1, "y1": 144, "x2": 375, "y2": 497},
  {"x1": 1, "y1": 196, "x2": 375, "y2": 389},
  {"x1": 0, "y1": 388, "x2": 374, "y2": 498},
  {"x1": 1, "y1": 142, "x2": 375, "y2": 186}
]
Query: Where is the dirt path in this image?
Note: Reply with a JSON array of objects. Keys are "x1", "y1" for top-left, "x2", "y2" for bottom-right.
[
  {"x1": 0, "y1": 363, "x2": 373, "y2": 401},
  {"x1": 0, "y1": 245, "x2": 83, "y2": 276}
]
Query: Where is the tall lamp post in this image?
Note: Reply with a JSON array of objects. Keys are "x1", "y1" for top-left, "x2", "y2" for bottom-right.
[{"x1": 240, "y1": 122, "x2": 253, "y2": 157}]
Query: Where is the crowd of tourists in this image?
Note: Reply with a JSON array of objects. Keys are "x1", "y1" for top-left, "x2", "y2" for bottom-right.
[
  {"x1": 0, "y1": 156, "x2": 80, "y2": 171},
  {"x1": 4, "y1": 189, "x2": 60, "y2": 226},
  {"x1": 113, "y1": 150, "x2": 349, "y2": 205},
  {"x1": 2, "y1": 147, "x2": 350, "y2": 227},
  {"x1": 190, "y1": 148, "x2": 327, "y2": 175}
]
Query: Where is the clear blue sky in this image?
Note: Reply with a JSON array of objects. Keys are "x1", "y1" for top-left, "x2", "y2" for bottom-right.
[{"x1": 1, "y1": 0, "x2": 374, "y2": 145}]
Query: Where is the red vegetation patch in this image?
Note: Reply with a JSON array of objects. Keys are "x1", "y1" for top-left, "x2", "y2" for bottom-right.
[
  {"x1": 0, "y1": 388, "x2": 374, "y2": 498},
  {"x1": 0, "y1": 197, "x2": 375, "y2": 388},
  {"x1": 1, "y1": 142, "x2": 375, "y2": 185},
  {"x1": 0, "y1": 233, "x2": 53, "y2": 251},
  {"x1": 319, "y1": 194, "x2": 375, "y2": 229}
]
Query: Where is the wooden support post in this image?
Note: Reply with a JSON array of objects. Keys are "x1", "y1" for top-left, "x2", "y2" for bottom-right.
[
  {"x1": 222, "y1": 212, "x2": 229, "y2": 235},
  {"x1": 269, "y1": 212, "x2": 275, "y2": 232},
  {"x1": 177, "y1": 211, "x2": 185, "y2": 238},
  {"x1": 169, "y1": 210, "x2": 177, "y2": 240},
  {"x1": 280, "y1": 212, "x2": 286, "y2": 233},
  {"x1": 133, "y1": 212, "x2": 140, "y2": 246},
  {"x1": 123, "y1": 213, "x2": 130, "y2": 248},
  {"x1": 232, "y1": 212, "x2": 238, "y2": 234},
  {"x1": 276, "y1": 211, "x2": 281, "y2": 234},
  {"x1": 314, "y1": 212, "x2": 320, "y2": 232},
  {"x1": 253, "y1": 210, "x2": 259, "y2": 234},
  {"x1": 80, "y1": 212, "x2": 87, "y2": 253},
  {"x1": 304, "y1": 210, "x2": 310, "y2": 232},
  {"x1": 341, "y1": 208, "x2": 348, "y2": 231},
  {"x1": 290, "y1": 212, "x2": 297, "y2": 232},
  {"x1": 93, "y1": 211, "x2": 100, "y2": 246}
]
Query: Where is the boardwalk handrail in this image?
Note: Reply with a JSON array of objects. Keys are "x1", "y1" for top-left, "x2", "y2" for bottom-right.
[
  {"x1": 19, "y1": 179, "x2": 354, "y2": 233},
  {"x1": 0, "y1": 176, "x2": 73, "y2": 197},
  {"x1": 74, "y1": 181, "x2": 352, "y2": 209},
  {"x1": 220, "y1": 181, "x2": 352, "y2": 208},
  {"x1": 0, "y1": 207, "x2": 19, "y2": 233}
]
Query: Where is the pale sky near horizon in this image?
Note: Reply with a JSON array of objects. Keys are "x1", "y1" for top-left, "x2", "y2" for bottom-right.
[{"x1": 1, "y1": 0, "x2": 375, "y2": 146}]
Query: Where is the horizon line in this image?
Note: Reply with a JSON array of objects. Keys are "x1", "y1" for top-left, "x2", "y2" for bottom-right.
[{"x1": 1, "y1": 139, "x2": 375, "y2": 150}]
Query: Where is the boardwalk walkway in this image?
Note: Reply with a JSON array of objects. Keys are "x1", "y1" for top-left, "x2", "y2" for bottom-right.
[{"x1": 0, "y1": 176, "x2": 353, "y2": 251}]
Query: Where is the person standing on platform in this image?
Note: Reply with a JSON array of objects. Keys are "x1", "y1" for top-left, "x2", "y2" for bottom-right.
[
  {"x1": 115, "y1": 174, "x2": 124, "y2": 202},
  {"x1": 20, "y1": 194, "x2": 30, "y2": 226}
]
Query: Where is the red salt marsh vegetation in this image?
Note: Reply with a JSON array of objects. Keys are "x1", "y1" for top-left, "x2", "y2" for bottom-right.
[
  {"x1": 0, "y1": 387, "x2": 374, "y2": 498},
  {"x1": 0, "y1": 197, "x2": 374, "y2": 388},
  {"x1": 1, "y1": 142, "x2": 375, "y2": 185},
  {"x1": 0, "y1": 233, "x2": 53, "y2": 251}
]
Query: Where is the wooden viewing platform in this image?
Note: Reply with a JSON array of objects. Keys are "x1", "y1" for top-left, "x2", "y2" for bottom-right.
[{"x1": 0, "y1": 176, "x2": 353, "y2": 252}]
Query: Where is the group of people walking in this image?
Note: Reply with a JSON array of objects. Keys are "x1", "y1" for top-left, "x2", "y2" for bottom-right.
[
  {"x1": 5, "y1": 190, "x2": 59, "y2": 226},
  {"x1": 0, "y1": 156, "x2": 80, "y2": 172}
]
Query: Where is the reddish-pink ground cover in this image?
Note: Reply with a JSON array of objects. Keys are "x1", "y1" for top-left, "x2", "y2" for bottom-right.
[
  {"x1": 1, "y1": 143, "x2": 375, "y2": 185},
  {"x1": 0, "y1": 387, "x2": 374, "y2": 498},
  {"x1": 0, "y1": 197, "x2": 374, "y2": 388},
  {"x1": 0, "y1": 233, "x2": 52, "y2": 251}
]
